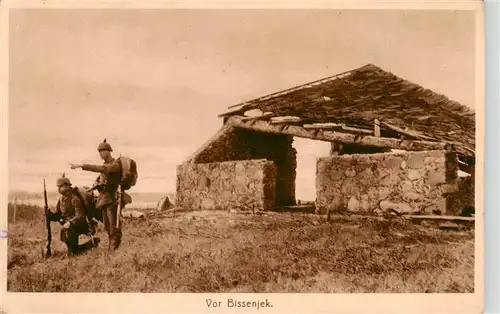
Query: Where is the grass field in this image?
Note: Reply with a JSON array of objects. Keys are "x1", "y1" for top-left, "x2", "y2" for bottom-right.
[{"x1": 7, "y1": 202, "x2": 474, "y2": 293}]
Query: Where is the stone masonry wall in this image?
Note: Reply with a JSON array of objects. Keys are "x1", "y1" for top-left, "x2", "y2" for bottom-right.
[
  {"x1": 316, "y1": 150, "x2": 459, "y2": 215},
  {"x1": 447, "y1": 176, "x2": 475, "y2": 216},
  {"x1": 176, "y1": 159, "x2": 277, "y2": 211},
  {"x1": 193, "y1": 128, "x2": 296, "y2": 206}
]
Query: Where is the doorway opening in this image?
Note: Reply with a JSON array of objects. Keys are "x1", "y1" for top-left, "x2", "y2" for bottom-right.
[{"x1": 292, "y1": 137, "x2": 331, "y2": 205}]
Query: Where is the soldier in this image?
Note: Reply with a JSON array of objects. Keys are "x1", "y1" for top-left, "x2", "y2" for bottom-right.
[
  {"x1": 70, "y1": 139, "x2": 123, "y2": 251},
  {"x1": 45, "y1": 174, "x2": 99, "y2": 256}
]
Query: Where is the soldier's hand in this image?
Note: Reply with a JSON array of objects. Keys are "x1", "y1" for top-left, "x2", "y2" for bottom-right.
[
  {"x1": 70, "y1": 163, "x2": 82, "y2": 169},
  {"x1": 62, "y1": 221, "x2": 71, "y2": 229}
]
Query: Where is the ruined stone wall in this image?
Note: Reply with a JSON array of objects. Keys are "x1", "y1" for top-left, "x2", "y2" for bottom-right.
[
  {"x1": 316, "y1": 150, "x2": 460, "y2": 215},
  {"x1": 176, "y1": 159, "x2": 277, "y2": 211},
  {"x1": 192, "y1": 128, "x2": 296, "y2": 206},
  {"x1": 193, "y1": 127, "x2": 250, "y2": 164},
  {"x1": 447, "y1": 176, "x2": 475, "y2": 216}
]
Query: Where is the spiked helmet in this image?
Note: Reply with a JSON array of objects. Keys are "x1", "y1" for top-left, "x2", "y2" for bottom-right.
[
  {"x1": 56, "y1": 173, "x2": 71, "y2": 187},
  {"x1": 98, "y1": 138, "x2": 113, "y2": 152}
]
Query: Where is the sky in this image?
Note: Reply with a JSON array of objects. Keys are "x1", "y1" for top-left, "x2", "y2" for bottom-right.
[{"x1": 8, "y1": 9, "x2": 476, "y2": 199}]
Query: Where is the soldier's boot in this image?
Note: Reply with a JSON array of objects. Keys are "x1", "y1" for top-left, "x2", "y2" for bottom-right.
[
  {"x1": 79, "y1": 236, "x2": 100, "y2": 252},
  {"x1": 109, "y1": 230, "x2": 122, "y2": 251},
  {"x1": 108, "y1": 235, "x2": 115, "y2": 252},
  {"x1": 65, "y1": 241, "x2": 80, "y2": 256},
  {"x1": 61, "y1": 228, "x2": 79, "y2": 256},
  {"x1": 114, "y1": 229, "x2": 122, "y2": 249}
]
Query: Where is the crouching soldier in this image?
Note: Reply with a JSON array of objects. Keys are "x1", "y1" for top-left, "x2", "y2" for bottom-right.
[
  {"x1": 70, "y1": 139, "x2": 123, "y2": 251},
  {"x1": 45, "y1": 174, "x2": 100, "y2": 256}
]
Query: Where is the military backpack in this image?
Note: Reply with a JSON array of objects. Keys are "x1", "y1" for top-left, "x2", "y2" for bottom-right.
[
  {"x1": 117, "y1": 156, "x2": 138, "y2": 191},
  {"x1": 71, "y1": 186, "x2": 102, "y2": 224}
]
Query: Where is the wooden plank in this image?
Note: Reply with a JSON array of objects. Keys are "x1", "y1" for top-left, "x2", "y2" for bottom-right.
[
  {"x1": 303, "y1": 123, "x2": 374, "y2": 135},
  {"x1": 374, "y1": 119, "x2": 381, "y2": 137},
  {"x1": 405, "y1": 215, "x2": 474, "y2": 222},
  {"x1": 270, "y1": 116, "x2": 303, "y2": 124},
  {"x1": 458, "y1": 162, "x2": 473, "y2": 174},
  {"x1": 227, "y1": 116, "x2": 449, "y2": 151},
  {"x1": 452, "y1": 143, "x2": 475, "y2": 155},
  {"x1": 343, "y1": 125, "x2": 373, "y2": 135},
  {"x1": 218, "y1": 107, "x2": 246, "y2": 117},
  {"x1": 227, "y1": 102, "x2": 251, "y2": 110},
  {"x1": 380, "y1": 120, "x2": 437, "y2": 141},
  {"x1": 241, "y1": 112, "x2": 274, "y2": 121},
  {"x1": 303, "y1": 123, "x2": 343, "y2": 129}
]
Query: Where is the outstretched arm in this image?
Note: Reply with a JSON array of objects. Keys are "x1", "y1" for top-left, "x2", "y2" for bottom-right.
[{"x1": 70, "y1": 161, "x2": 120, "y2": 174}]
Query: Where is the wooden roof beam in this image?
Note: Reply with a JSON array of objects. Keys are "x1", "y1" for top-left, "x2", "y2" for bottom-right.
[
  {"x1": 303, "y1": 123, "x2": 374, "y2": 135},
  {"x1": 379, "y1": 120, "x2": 437, "y2": 141},
  {"x1": 226, "y1": 116, "x2": 451, "y2": 152}
]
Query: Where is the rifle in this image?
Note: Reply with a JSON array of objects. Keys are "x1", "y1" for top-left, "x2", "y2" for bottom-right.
[
  {"x1": 43, "y1": 178, "x2": 52, "y2": 258},
  {"x1": 116, "y1": 156, "x2": 123, "y2": 229}
]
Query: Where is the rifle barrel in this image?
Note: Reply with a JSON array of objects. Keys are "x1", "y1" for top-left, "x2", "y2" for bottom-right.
[
  {"x1": 43, "y1": 179, "x2": 49, "y2": 209},
  {"x1": 43, "y1": 178, "x2": 52, "y2": 258}
]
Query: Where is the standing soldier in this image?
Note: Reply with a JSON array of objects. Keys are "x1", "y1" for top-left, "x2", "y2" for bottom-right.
[
  {"x1": 70, "y1": 139, "x2": 122, "y2": 251},
  {"x1": 46, "y1": 174, "x2": 99, "y2": 256}
]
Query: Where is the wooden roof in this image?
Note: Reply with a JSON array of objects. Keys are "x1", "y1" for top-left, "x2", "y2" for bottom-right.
[{"x1": 220, "y1": 64, "x2": 475, "y2": 157}]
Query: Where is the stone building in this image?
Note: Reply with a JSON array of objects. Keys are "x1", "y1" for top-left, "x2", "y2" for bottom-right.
[{"x1": 176, "y1": 64, "x2": 475, "y2": 216}]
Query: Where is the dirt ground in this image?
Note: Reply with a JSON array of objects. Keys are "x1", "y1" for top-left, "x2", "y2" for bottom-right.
[{"x1": 7, "y1": 204, "x2": 474, "y2": 293}]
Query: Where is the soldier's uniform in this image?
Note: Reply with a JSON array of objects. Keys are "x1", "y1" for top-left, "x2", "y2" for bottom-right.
[
  {"x1": 47, "y1": 175, "x2": 93, "y2": 255},
  {"x1": 81, "y1": 140, "x2": 123, "y2": 251}
]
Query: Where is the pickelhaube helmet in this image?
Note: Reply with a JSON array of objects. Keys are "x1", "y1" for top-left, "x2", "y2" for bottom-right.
[
  {"x1": 97, "y1": 138, "x2": 113, "y2": 152},
  {"x1": 56, "y1": 173, "x2": 71, "y2": 187}
]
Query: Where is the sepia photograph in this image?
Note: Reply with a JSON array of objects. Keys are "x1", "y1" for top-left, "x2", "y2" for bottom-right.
[{"x1": 2, "y1": 1, "x2": 484, "y2": 313}]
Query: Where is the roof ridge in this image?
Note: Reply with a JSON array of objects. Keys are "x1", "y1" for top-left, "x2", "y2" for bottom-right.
[
  {"x1": 225, "y1": 63, "x2": 475, "y2": 124},
  {"x1": 226, "y1": 64, "x2": 367, "y2": 110}
]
